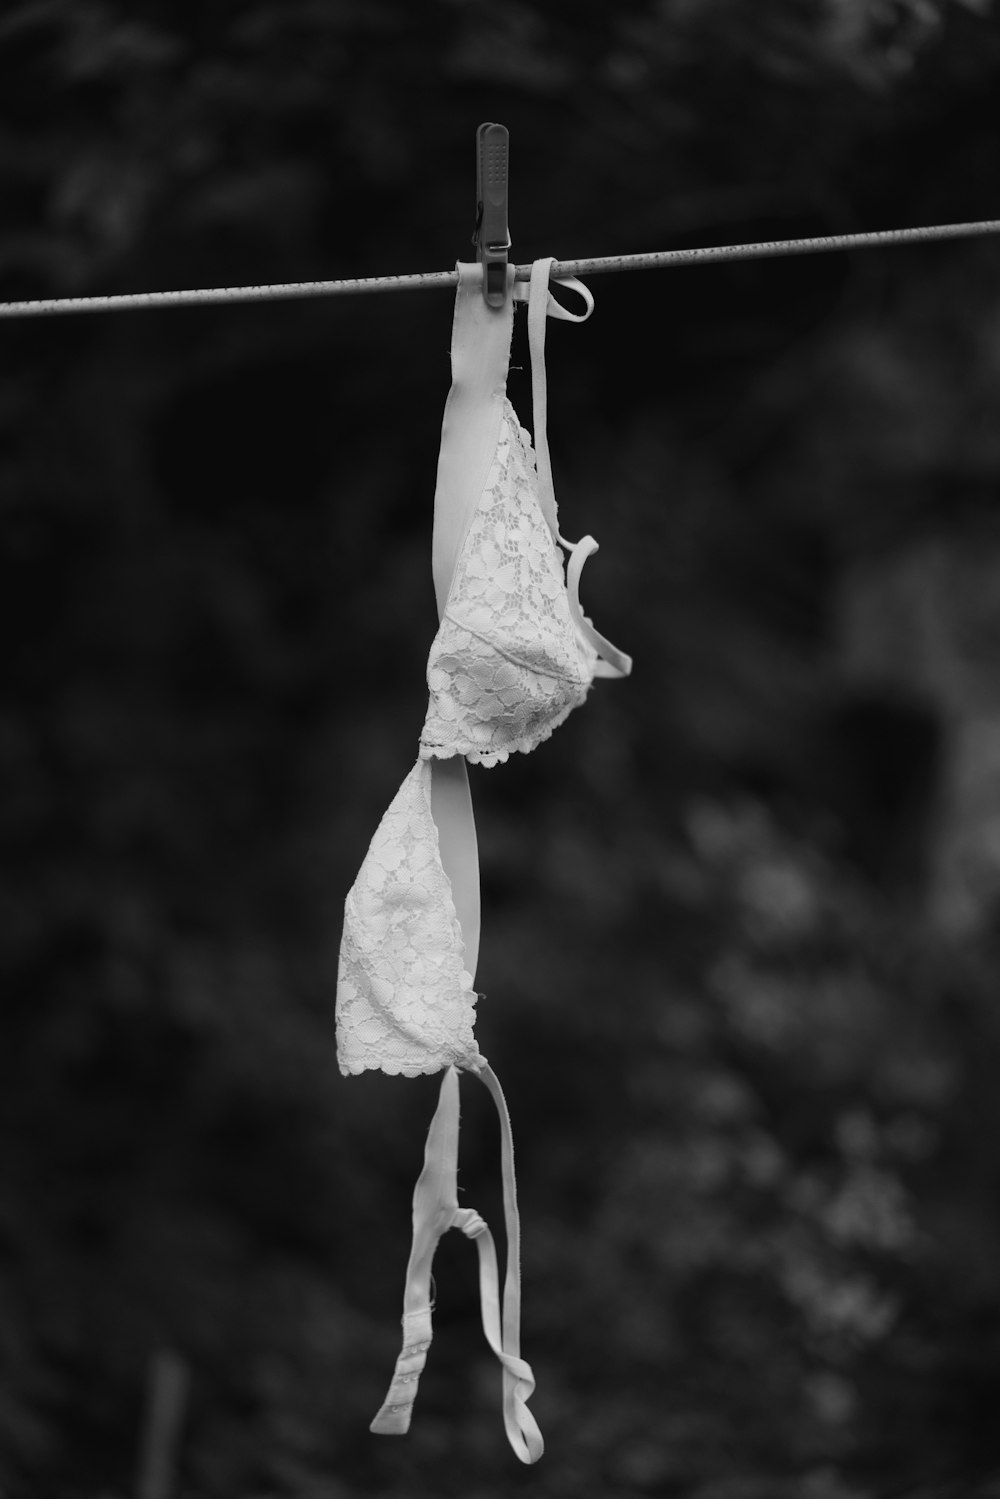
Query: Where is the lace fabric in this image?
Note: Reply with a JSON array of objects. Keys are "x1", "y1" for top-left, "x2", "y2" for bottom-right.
[
  {"x1": 420, "y1": 399, "x2": 598, "y2": 767},
  {"x1": 336, "y1": 758, "x2": 482, "y2": 1078}
]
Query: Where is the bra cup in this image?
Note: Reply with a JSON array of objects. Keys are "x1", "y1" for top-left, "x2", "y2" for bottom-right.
[
  {"x1": 421, "y1": 402, "x2": 597, "y2": 766},
  {"x1": 336, "y1": 759, "x2": 482, "y2": 1077}
]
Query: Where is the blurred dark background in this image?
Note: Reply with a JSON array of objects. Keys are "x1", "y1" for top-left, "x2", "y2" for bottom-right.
[{"x1": 3, "y1": 2, "x2": 1000, "y2": 1495}]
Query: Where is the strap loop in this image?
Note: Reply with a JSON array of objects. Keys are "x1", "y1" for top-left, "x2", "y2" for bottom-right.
[
  {"x1": 512, "y1": 268, "x2": 594, "y2": 322},
  {"x1": 524, "y1": 258, "x2": 562, "y2": 538}
]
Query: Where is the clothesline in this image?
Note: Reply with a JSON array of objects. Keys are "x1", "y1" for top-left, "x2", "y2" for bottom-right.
[{"x1": 1, "y1": 217, "x2": 999, "y2": 319}]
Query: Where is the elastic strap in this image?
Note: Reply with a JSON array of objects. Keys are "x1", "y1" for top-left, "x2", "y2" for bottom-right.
[
  {"x1": 373, "y1": 260, "x2": 543, "y2": 1459},
  {"x1": 369, "y1": 1066, "x2": 543, "y2": 1464},
  {"x1": 523, "y1": 259, "x2": 632, "y2": 681},
  {"x1": 368, "y1": 1067, "x2": 463, "y2": 1439},
  {"x1": 427, "y1": 260, "x2": 517, "y2": 1000},
  {"x1": 523, "y1": 257, "x2": 593, "y2": 540},
  {"x1": 475, "y1": 1063, "x2": 543, "y2": 1460},
  {"x1": 432, "y1": 261, "x2": 515, "y2": 619}
]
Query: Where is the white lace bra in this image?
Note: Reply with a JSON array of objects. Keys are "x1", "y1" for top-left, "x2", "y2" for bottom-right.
[{"x1": 336, "y1": 258, "x2": 630, "y2": 1464}]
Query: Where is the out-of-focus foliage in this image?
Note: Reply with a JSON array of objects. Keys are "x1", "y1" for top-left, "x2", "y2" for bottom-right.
[{"x1": 3, "y1": 0, "x2": 1000, "y2": 1495}]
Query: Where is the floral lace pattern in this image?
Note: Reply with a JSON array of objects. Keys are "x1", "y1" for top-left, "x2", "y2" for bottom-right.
[
  {"x1": 420, "y1": 400, "x2": 596, "y2": 768},
  {"x1": 336, "y1": 759, "x2": 482, "y2": 1077}
]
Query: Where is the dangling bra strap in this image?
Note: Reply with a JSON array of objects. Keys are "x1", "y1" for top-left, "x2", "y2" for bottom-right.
[
  {"x1": 369, "y1": 1064, "x2": 543, "y2": 1464},
  {"x1": 518, "y1": 257, "x2": 633, "y2": 681},
  {"x1": 475, "y1": 1062, "x2": 542, "y2": 1460}
]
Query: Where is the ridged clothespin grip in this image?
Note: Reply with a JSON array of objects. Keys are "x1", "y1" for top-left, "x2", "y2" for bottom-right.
[{"x1": 473, "y1": 122, "x2": 510, "y2": 309}]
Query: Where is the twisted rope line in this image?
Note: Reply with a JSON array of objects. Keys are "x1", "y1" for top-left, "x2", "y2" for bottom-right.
[{"x1": 1, "y1": 218, "x2": 998, "y2": 318}]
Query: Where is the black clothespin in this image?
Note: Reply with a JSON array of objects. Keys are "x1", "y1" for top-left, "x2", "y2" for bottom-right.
[{"x1": 472, "y1": 122, "x2": 510, "y2": 308}]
